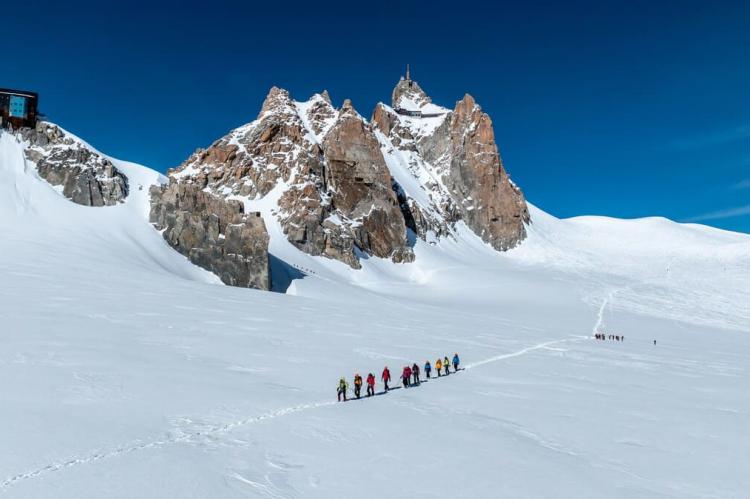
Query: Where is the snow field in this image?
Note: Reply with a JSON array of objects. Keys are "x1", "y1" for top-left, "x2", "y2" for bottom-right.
[{"x1": 1, "y1": 128, "x2": 749, "y2": 497}]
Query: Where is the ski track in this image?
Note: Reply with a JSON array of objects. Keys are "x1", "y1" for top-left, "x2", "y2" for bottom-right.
[{"x1": 0, "y1": 336, "x2": 585, "y2": 493}]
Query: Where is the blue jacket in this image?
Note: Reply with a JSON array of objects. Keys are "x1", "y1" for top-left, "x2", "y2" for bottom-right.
[
  {"x1": 424, "y1": 362, "x2": 431, "y2": 371},
  {"x1": 453, "y1": 355, "x2": 460, "y2": 365}
]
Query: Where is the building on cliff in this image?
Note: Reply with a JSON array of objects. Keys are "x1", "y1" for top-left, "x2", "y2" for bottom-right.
[
  {"x1": 393, "y1": 67, "x2": 448, "y2": 118},
  {"x1": 0, "y1": 88, "x2": 38, "y2": 129}
]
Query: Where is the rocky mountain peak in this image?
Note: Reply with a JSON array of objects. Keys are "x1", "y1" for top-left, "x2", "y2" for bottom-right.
[
  {"x1": 260, "y1": 86, "x2": 293, "y2": 116},
  {"x1": 301, "y1": 93, "x2": 337, "y2": 139},
  {"x1": 374, "y1": 76, "x2": 529, "y2": 252},
  {"x1": 391, "y1": 75, "x2": 432, "y2": 111},
  {"x1": 150, "y1": 75, "x2": 529, "y2": 289},
  {"x1": 454, "y1": 93, "x2": 478, "y2": 118}
]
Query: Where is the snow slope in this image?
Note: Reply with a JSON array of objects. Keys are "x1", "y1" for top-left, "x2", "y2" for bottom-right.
[{"x1": 1, "y1": 128, "x2": 749, "y2": 498}]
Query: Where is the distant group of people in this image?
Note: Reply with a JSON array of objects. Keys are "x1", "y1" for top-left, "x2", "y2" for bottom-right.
[
  {"x1": 594, "y1": 333, "x2": 624, "y2": 341},
  {"x1": 595, "y1": 334, "x2": 659, "y2": 345},
  {"x1": 337, "y1": 354, "x2": 460, "y2": 402}
]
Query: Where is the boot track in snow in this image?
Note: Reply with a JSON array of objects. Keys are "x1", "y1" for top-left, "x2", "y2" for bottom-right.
[{"x1": 0, "y1": 334, "x2": 587, "y2": 493}]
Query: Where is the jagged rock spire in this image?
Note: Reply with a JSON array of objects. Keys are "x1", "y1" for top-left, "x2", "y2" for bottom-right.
[{"x1": 391, "y1": 71, "x2": 432, "y2": 110}]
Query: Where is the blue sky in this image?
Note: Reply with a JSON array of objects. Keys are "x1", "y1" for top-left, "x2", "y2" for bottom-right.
[{"x1": 5, "y1": 0, "x2": 749, "y2": 232}]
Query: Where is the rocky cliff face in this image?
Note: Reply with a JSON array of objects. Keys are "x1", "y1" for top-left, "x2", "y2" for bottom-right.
[
  {"x1": 443, "y1": 94, "x2": 530, "y2": 250},
  {"x1": 373, "y1": 76, "x2": 529, "y2": 250},
  {"x1": 149, "y1": 182, "x2": 270, "y2": 290},
  {"x1": 320, "y1": 100, "x2": 411, "y2": 263},
  {"x1": 164, "y1": 88, "x2": 412, "y2": 269},
  {"x1": 152, "y1": 74, "x2": 529, "y2": 289},
  {"x1": 20, "y1": 122, "x2": 128, "y2": 207}
]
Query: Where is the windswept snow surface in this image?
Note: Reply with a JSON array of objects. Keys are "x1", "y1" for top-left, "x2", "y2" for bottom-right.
[{"x1": 1, "y1": 129, "x2": 750, "y2": 498}]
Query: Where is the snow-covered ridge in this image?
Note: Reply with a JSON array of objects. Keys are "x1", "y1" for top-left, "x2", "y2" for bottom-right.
[
  {"x1": 0, "y1": 128, "x2": 218, "y2": 282},
  {"x1": 11, "y1": 123, "x2": 130, "y2": 207}
]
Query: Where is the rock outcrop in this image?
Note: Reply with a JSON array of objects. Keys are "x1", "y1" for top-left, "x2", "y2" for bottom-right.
[
  {"x1": 392, "y1": 77, "x2": 432, "y2": 112},
  {"x1": 319, "y1": 100, "x2": 412, "y2": 263},
  {"x1": 20, "y1": 122, "x2": 128, "y2": 206},
  {"x1": 442, "y1": 94, "x2": 530, "y2": 250},
  {"x1": 372, "y1": 74, "x2": 529, "y2": 250},
  {"x1": 371, "y1": 103, "x2": 457, "y2": 242},
  {"x1": 149, "y1": 182, "x2": 270, "y2": 290},
  {"x1": 151, "y1": 73, "x2": 528, "y2": 289},
  {"x1": 166, "y1": 88, "x2": 412, "y2": 269}
]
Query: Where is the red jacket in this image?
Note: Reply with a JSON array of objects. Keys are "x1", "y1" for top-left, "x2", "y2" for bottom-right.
[
  {"x1": 403, "y1": 367, "x2": 412, "y2": 379},
  {"x1": 367, "y1": 374, "x2": 375, "y2": 386},
  {"x1": 381, "y1": 368, "x2": 391, "y2": 381}
]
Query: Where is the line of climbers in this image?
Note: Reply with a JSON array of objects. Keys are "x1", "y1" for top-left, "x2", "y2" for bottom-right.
[
  {"x1": 337, "y1": 354, "x2": 460, "y2": 402},
  {"x1": 594, "y1": 333, "x2": 624, "y2": 341}
]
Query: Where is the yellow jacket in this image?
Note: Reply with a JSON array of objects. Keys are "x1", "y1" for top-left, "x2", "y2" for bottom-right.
[{"x1": 435, "y1": 359, "x2": 442, "y2": 370}]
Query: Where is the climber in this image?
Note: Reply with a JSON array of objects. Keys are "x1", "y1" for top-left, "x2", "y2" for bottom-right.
[
  {"x1": 337, "y1": 377, "x2": 348, "y2": 402},
  {"x1": 452, "y1": 353, "x2": 460, "y2": 371},
  {"x1": 443, "y1": 356, "x2": 450, "y2": 375},
  {"x1": 435, "y1": 358, "x2": 443, "y2": 377},
  {"x1": 402, "y1": 365, "x2": 412, "y2": 388},
  {"x1": 381, "y1": 366, "x2": 391, "y2": 391},
  {"x1": 411, "y1": 363, "x2": 420, "y2": 385},
  {"x1": 353, "y1": 374, "x2": 363, "y2": 399},
  {"x1": 366, "y1": 373, "x2": 376, "y2": 396},
  {"x1": 424, "y1": 360, "x2": 432, "y2": 379}
]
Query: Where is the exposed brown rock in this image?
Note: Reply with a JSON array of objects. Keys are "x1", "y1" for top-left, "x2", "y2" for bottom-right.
[
  {"x1": 168, "y1": 87, "x2": 413, "y2": 270},
  {"x1": 153, "y1": 76, "x2": 528, "y2": 289},
  {"x1": 20, "y1": 122, "x2": 128, "y2": 207},
  {"x1": 443, "y1": 94, "x2": 529, "y2": 250},
  {"x1": 149, "y1": 181, "x2": 270, "y2": 290},
  {"x1": 322, "y1": 105, "x2": 412, "y2": 263},
  {"x1": 373, "y1": 77, "x2": 529, "y2": 250},
  {"x1": 372, "y1": 103, "x2": 457, "y2": 241}
]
